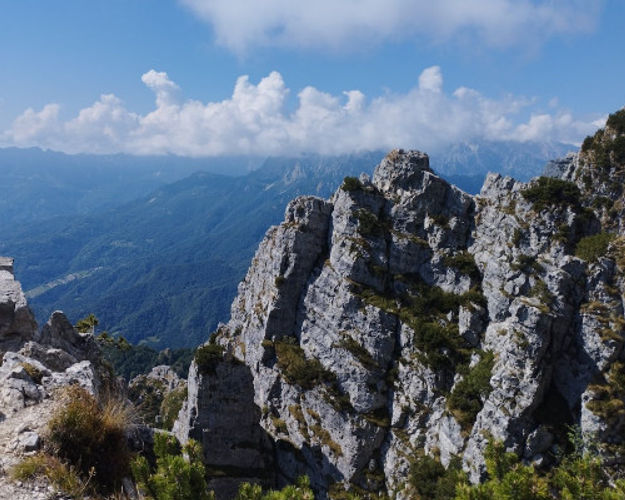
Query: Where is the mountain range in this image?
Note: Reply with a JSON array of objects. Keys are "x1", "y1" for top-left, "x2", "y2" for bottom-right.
[{"x1": 0, "y1": 141, "x2": 573, "y2": 348}]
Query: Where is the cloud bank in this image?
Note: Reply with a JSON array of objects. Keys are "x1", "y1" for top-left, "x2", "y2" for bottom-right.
[
  {"x1": 1, "y1": 67, "x2": 602, "y2": 156},
  {"x1": 179, "y1": 0, "x2": 602, "y2": 53}
]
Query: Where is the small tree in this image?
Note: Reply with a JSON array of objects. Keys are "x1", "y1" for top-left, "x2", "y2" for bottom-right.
[{"x1": 76, "y1": 313, "x2": 99, "y2": 334}]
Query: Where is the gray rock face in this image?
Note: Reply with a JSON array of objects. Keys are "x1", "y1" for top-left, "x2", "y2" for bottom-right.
[
  {"x1": 176, "y1": 146, "x2": 625, "y2": 496},
  {"x1": 0, "y1": 257, "x2": 37, "y2": 352}
]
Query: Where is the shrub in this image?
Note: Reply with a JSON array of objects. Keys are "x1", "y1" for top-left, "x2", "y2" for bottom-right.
[
  {"x1": 521, "y1": 177, "x2": 581, "y2": 212},
  {"x1": 447, "y1": 351, "x2": 495, "y2": 431},
  {"x1": 11, "y1": 453, "x2": 89, "y2": 497},
  {"x1": 132, "y1": 433, "x2": 213, "y2": 500},
  {"x1": 607, "y1": 109, "x2": 625, "y2": 135},
  {"x1": 575, "y1": 232, "x2": 615, "y2": 263},
  {"x1": 341, "y1": 176, "x2": 363, "y2": 192},
  {"x1": 581, "y1": 135, "x2": 595, "y2": 152},
  {"x1": 274, "y1": 337, "x2": 335, "y2": 390},
  {"x1": 160, "y1": 386, "x2": 188, "y2": 431},
  {"x1": 236, "y1": 475, "x2": 314, "y2": 499},
  {"x1": 194, "y1": 343, "x2": 224, "y2": 374},
  {"x1": 511, "y1": 254, "x2": 543, "y2": 274},
  {"x1": 46, "y1": 386, "x2": 134, "y2": 493},
  {"x1": 432, "y1": 214, "x2": 450, "y2": 228},
  {"x1": 20, "y1": 362, "x2": 43, "y2": 384},
  {"x1": 355, "y1": 208, "x2": 384, "y2": 237},
  {"x1": 444, "y1": 251, "x2": 480, "y2": 280},
  {"x1": 408, "y1": 453, "x2": 465, "y2": 500}
]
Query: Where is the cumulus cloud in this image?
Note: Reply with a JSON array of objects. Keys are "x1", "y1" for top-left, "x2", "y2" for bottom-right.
[
  {"x1": 178, "y1": 0, "x2": 602, "y2": 53},
  {"x1": 1, "y1": 67, "x2": 602, "y2": 156}
]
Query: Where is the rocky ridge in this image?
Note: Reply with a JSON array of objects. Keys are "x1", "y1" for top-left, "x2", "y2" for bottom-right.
[
  {"x1": 174, "y1": 111, "x2": 625, "y2": 498},
  {"x1": 0, "y1": 257, "x2": 123, "y2": 499}
]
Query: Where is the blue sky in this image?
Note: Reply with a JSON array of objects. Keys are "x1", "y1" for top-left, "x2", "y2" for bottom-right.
[{"x1": 0, "y1": 0, "x2": 623, "y2": 156}]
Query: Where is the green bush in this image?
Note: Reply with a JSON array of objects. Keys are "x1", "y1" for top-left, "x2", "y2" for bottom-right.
[
  {"x1": 274, "y1": 337, "x2": 335, "y2": 390},
  {"x1": 521, "y1": 177, "x2": 581, "y2": 212},
  {"x1": 195, "y1": 343, "x2": 224, "y2": 374},
  {"x1": 607, "y1": 109, "x2": 625, "y2": 135},
  {"x1": 46, "y1": 386, "x2": 134, "y2": 493},
  {"x1": 341, "y1": 176, "x2": 363, "y2": 192},
  {"x1": 444, "y1": 251, "x2": 480, "y2": 280},
  {"x1": 447, "y1": 351, "x2": 495, "y2": 431},
  {"x1": 132, "y1": 433, "x2": 213, "y2": 500},
  {"x1": 575, "y1": 232, "x2": 615, "y2": 263},
  {"x1": 235, "y1": 475, "x2": 313, "y2": 499},
  {"x1": 408, "y1": 454, "x2": 465, "y2": 500},
  {"x1": 355, "y1": 208, "x2": 384, "y2": 237},
  {"x1": 160, "y1": 387, "x2": 188, "y2": 431},
  {"x1": 11, "y1": 453, "x2": 88, "y2": 497}
]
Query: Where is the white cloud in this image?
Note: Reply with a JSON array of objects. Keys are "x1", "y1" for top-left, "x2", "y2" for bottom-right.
[
  {"x1": 1, "y1": 67, "x2": 602, "y2": 156},
  {"x1": 178, "y1": 0, "x2": 602, "y2": 53}
]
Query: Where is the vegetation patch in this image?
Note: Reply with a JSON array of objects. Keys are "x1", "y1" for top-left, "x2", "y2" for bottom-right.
[
  {"x1": 194, "y1": 342, "x2": 224, "y2": 375},
  {"x1": 46, "y1": 386, "x2": 134, "y2": 493},
  {"x1": 407, "y1": 453, "x2": 465, "y2": 500},
  {"x1": 511, "y1": 254, "x2": 543, "y2": 274},
  {"x1": 355, "y1": 208, "x2": 385, "y2": 237},
  {"x1": 274, "y1": 337, "x2": 336, "y2": 390},
  {"x1": 160, "y1": 386, "x2": 188, "y2": 430},
  {"x1": 20, "y1": 362, "x2": 43, "y2": 384},
  {"x1": 521, "y1": 176, "x2": 581, "y2": 212},
  {"x1": 11, "y1": 453, "x2": 88, "y2": 498},
  {"x1": 355, "y1": 276, "x2": 485, "y2": 373},
  {"x1": 341, "y1": 176, "x2": 363, "y2": 192},
  {"x1": 334, "y1": 333, "x2": 378, "y2": 370},
  {"x1": 310, "y1": 423, "x2": 343, "y2": 456},
  {"x1": 132, "y1": 433, "x2": 213, "y2": 500},
  {"x1": 575, "y1": 232, "x2": 616, "y2": 263},
  {"x1": 586, "y1": 361, "x2": 625, "y2": 428},
  {"x1": 443, "y1": 251, "x2": 480, "y2": 280},
  {"x1": 447, "y1": 351, "x2": 495, "y2": 431}
]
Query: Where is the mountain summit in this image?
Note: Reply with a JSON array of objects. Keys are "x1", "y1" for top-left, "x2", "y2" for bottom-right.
[{"x1": 173, "y1": 114, "x2": 625, "y2": 497}]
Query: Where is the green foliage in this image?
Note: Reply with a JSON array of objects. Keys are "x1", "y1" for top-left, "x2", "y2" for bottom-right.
[
  {"x1": 355, "y1": 208, "x2": 384, "y2": 237},
  {"x1": 511, "y1": 254, "x2": 543, "y2": 274},
  {"x1": 194, "y1": 343, "x2": 224, "y2": 374},
  {"x1": 606, "y1": 109, "x2": 625, "y2": 135},
  {"x1": 235, "y1": 475, "x2": 314, "y2": 499},
  {"x1": 581, "y1": 135, "x2": 595, "y2": 152},
  {"x1": 132, "y1": 433, "x2": 214, "y2": 500},
  {"x1": 128, "y1": 376, "x2": 166, "y2": 426},
  {"x1": 408, "y1": 454, "x2": 466, "y2": 500},
  {"x1": 575, "y1": 232, "x2": 616, "y2": 263},
  {"x1": 46, "y1": 386, "x2": 133, "y2": 493},
  {"x1": 274, "y1": 337, "x2": 336, "y2": 390},
  {"x1": 342, "y1": 176, "x2": 364, "y2": 192},
  {"x1": 447, "y1": 351, "x2": 495, "y2": 431},
  {"x1": 450, "y1": 431, "x2": 625, "y2": 500},
  {"x1": 356, "y1": 276, "x2": 485, "y2": 372},
  {"x1": 161, "y1": 387, "x2": 188, "y2": 431},
  {"x1": 586, "y1": 361, "x2": 625, "y2": 427},
  {"x1": 444, "y1": 251, "x2": 480, "y2": 280},
  {"x1": 521, "y1": 177, "x2": 581, "y2": 212},
  {"x1": 335, "y1": 334, "x2": 378, "y2": 370},
  {"x1": 99, "y1": 338, "x2": 194, "y2": 380},
  {"x1": 11, "y1": 453, "x2": 89, "y2": 497},
  {"x1": 75, "y1": 313, "x2": 99, "y2": 334}
]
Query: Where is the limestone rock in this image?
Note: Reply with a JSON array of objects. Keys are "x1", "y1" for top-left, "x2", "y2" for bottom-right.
[{"x1": 175, "y1": 145, "x2": 625, "y2": 496}]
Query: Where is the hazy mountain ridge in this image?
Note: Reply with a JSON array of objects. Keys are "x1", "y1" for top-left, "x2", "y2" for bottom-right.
[{"x1": 0, "y1": 143, "x2": 568, "y2": 348}]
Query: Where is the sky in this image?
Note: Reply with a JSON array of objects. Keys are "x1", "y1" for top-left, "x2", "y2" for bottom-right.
[{"x1": 0, "y1": 0, "x2": 623, "y2": 156}]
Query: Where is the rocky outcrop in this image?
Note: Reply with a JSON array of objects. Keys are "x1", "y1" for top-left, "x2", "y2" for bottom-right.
[
  {"x1": 0, "y1": 259, "x2": 123, "y2": 499},
  {"x1": 175, "y1": 121, "x2": 625, "y2": 497}
]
